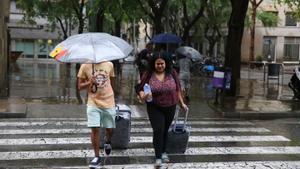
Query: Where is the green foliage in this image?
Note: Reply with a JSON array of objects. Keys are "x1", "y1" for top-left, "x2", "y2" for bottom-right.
[
  {"x1": 257, "y1": 11, "x2": 279, "y2": 27},
  {"x1": 256, "y1": 54, "x2": 263, "y2": 61},
  {"x1": 277, "y1": 0, "x2": 300, "y2": 20},
  {"x1": 16, "y1": 0, "x2": 82, "y2": 38}
]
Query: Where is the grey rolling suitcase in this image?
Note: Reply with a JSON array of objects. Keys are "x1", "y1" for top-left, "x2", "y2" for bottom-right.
[
  {"x1": 100, "y1": 104, "x2": 131, "y2": 149},
  {"x1": 166, "y1": 107, "x2": 190, "y2": 154}
]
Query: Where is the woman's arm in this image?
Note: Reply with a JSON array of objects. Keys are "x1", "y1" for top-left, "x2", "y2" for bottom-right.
[{"x1": 178, "y1": 90, "x2": 188, "y2": 110}]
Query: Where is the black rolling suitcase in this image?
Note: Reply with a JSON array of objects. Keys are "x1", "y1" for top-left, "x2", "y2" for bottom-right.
[
  {"x1": 100, "y1": 104, "x2": 131, "y2": 149},
  {"x1": 166, "y1": 107, "x2": 190, "y2": 154}
]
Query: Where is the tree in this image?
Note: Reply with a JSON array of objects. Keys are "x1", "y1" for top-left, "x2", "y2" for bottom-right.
[
  {"x1": 202, "y1": 0, "x2": 231, "y2": 57},
  {"x1": 137, "y1": 0, "x2": 169, "y2": 35},
  {"x1": 277, "y1": 0, "x2": 300, "y2": 20},
  {"x1": 166, "y1": 0, "x2": 208, "y2": 44},
  {"x1": 179, "y1": 0, "x2": 208, "y2": 44},
  {"x1": 225, "y1": 0, "x2": 250, "y2": 96},
  {"x1": 16, "y1": 0, "x2": 77, "y2": 39},
  {"x1": 248, "y1": 0, "x2": 264, "y2": 62}
]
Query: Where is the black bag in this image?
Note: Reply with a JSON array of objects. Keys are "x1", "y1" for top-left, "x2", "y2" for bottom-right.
[
  {"x1": 166, "y1": 107, "x2": 190, "y2": 154},
  {"x1": 100, "y1": 104, "x2": 131, "y2": 149}
]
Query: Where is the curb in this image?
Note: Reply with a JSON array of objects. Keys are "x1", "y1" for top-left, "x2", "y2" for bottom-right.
[
  {"x1": 207, "y1": 100, "x2": 300, "y2": 120},
  {"x1": 0, "y1": 104, "x2": 27, "y2": 118}
]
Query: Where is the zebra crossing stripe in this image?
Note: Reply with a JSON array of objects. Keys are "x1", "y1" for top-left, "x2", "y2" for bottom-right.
[
  {"x1": 0, "y1": 135, "x2": 289, "y2": 145},
  {"x1": 132, "y1": 127, "x2": 270, "y2": 133},
  {"x1": 54, "y1": 161, "x2": 300, "y2": 169},
  {"x1": 132, "y1": 121, "x2": 254, "y2": 125},
  {"x1": 0, "y1": 120, "x2": 254, "y2": 127},
  {"x1": 1, "y1": 146, "x2": 300, "y2": 160},
  {"x1": 129, "y1": 135, "x2": 290, "y2": 143},
  {"x1": 0, "y1": 127, "x2": 270, "y2": 135}
]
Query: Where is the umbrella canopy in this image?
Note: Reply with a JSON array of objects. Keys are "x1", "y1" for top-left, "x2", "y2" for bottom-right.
[
  {"x1": 49, "y1": 33, "x2": 133, "y2": 63},
  {"x1": 176, "y1": 46, "x2": 203, "y2": 61},
  {"x1": 151, "y1": 33, "x2": 182, "y2": 44}
]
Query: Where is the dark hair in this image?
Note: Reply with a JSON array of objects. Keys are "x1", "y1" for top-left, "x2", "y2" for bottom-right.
[{"x1": 149, "y1": 51, "x2": 173, "y2": 74}]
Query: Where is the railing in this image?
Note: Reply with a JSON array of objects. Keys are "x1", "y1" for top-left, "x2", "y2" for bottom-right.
[{"x1": 248, "y1": 61, "x2": 284, "y2": 85}]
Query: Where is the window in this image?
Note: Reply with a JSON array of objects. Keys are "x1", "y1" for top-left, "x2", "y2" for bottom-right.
[
  {"x1": 285, "y1": 12, "x2": 297, "y2": 26},
  {"x1": 15, "y1": 40, "x2": 34, "y2": 58},
  {"x1": 284, "y1": 37, "x2": 300, "y2": 61},
  {"x1": 37, "y1": 40, "x2": 53, "y2": 59},
  {"x1": 262, "y1": 36, "x2": 276, "y2": 61}
]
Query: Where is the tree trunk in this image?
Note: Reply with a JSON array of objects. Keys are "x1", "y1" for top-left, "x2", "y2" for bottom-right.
[
  {"x1": 154, "y1": 19, "x2": 163, "y2": 35},
  {"x1": 249, "y1": 5, "x2": 257, "y2": 62},
  {"x1": 208, "y1": 40, "x2": 216, "y2": 58},
  {"x1": 225, "y1": 0, "x2": 249, "y2": 96},
  {"x1": 114, "y1": 19, "x2": 122, "y2": 37},
  {"x1": 96, "y1": 11, "x2": 105, "y2": 32}
]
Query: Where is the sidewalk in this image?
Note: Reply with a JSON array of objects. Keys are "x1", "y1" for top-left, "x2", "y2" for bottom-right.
[
  {"x1": 208, "y1": 67, "x2": 300, "y2": 119},
  {"x1": 1, "y1": 63, "x2": 299, "y2": 119}
]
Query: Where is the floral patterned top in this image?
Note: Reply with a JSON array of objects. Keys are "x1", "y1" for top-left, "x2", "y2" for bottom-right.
[{"x1": 148, "y1": 73, "x2": 180, "y2": 107}]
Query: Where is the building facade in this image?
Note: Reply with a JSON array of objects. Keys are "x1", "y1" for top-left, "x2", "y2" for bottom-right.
[
  {"x1": 8, "y1": 0, "x2": 66, "y2": 81},
  {"x1": 241, "y1": 1, "x2": 300, "y2": 63}
]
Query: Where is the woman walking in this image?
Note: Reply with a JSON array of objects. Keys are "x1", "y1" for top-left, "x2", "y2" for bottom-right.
[{"x1": 136, "y1": 51, "x2": 188, "y2": 168}]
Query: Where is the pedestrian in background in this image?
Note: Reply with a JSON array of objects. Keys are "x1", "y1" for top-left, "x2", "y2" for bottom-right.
[
  {"x1": 177, "y1": 53, "x2": 193, "y2": 103},
  {"x1": 135, "y1": 42, "x2": 153, "y2": 78},
  {"x1": 77, "y1": 62, "x2": 116, "y2": 168},
  {"x1": 136, "y1": 51, "x2": 188, "y2": 168}
]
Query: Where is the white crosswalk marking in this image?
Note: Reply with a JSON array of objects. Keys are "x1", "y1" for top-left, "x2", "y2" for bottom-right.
[
  {"x1": 55, "y1": 161, "x2": 300, "y2": 169},
  {"x1": 0, "y1": 120, "x2": 254, "y2": 127},
  {"x1": 1, "y1": 146, "x2": 300, "y2": 160},
  {"x1": 0, "y1": 117, "x2": 296, "y2": 168},
  {"x1": 0, "y1": 135, "x2": 289, "y2": 145},
  {"x1": 0, "y1": 127, "x2": 270, "y2": 135}
]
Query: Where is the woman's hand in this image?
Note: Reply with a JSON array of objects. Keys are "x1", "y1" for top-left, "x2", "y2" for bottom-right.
[
  {"x1": 138, "y1": 91, "x2": 152, "y2": 103},
  {"x1": 180, "y1": 102, "x2": 188, "y2": 112}
]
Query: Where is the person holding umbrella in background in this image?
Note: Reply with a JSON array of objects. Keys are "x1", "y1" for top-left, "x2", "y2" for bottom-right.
[
  {"x1": 177, "y1": 53, "x2": 193, "y2": 103},
  {"x1": 176, "y1": 46, "x2": 203, "y2": 103}
]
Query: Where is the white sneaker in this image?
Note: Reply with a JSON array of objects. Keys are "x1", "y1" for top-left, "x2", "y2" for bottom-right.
[
  {"x1": 154, "y1": 159, "x2": 162, "y2": 168},
  {"x1": 162, "y1": 153, "x2": 170, "y2": 163}
]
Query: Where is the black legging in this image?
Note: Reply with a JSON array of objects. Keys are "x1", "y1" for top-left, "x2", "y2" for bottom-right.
[{"x1": 147, "y1": 103, "x2": 176, "y2": 159}]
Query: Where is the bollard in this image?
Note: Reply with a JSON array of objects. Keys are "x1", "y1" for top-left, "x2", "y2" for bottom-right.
[{"x1": 212, "y1": 68, "x2": 225, "y2": 104}]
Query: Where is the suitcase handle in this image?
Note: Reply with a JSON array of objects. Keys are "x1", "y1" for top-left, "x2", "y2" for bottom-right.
[
  {"x1": 115, "y1": 104, "x2": 131, "y2": 121},
  {"x1": 172, "y1": 106, "x2": 189, "y2": 133}
]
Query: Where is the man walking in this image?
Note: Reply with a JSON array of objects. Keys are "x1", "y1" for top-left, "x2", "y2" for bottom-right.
[
  {"x1": 178, "y1": 54, "x2": 192, "y2": 103},
  {"x1": 77, "y1": 62, "x2": 116, "y2": 168}
]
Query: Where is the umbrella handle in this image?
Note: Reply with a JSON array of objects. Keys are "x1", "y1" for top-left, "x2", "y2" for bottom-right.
[{"x1": 91, "y1": 83, "x2": 97, "y2": 93}]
